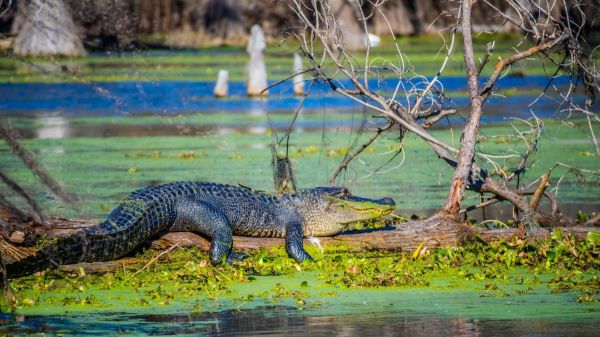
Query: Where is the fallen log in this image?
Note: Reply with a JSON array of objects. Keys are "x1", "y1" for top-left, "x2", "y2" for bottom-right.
[
  {"x1": 153, "y1": 214, "x2": 594, "y2": 252},
  {"x1": 58, "y1": 258, "x2": 145, "y2": 274},
  {"x1": 1, "y1": 214, "x2": 597, "y2": 275}
]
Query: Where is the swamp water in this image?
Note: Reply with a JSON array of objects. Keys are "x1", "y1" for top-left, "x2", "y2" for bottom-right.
[
  {"x1": 1, "y1": 77, "x2": 599, "y2": 220},
  {"x1": 2, "y1": 270, "x2": 600, "y2": 336},
  {"x1": 3, "y1": 305, "x2": 600, "y2": 336},
  {"x1": 1, "y1": 60, "x2": 599, "y2": 335}
]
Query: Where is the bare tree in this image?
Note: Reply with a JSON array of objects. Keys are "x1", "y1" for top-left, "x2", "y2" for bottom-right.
[
  {"x1": 283, "y1": 0, "x2": 599, "y2": 242},
  {"x1": 120, "y1": 0, "x2": 599, "y2": 257}
]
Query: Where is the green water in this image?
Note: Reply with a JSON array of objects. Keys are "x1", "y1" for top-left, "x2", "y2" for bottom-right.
[
  {"x1": 1, "y1": 114, "x2": 598, "y2": 220},
  {"x1": 2, "y1": 243, "x2": 598, "y2": 336},
  {"x1": 7, "y1": 272, "x2": 599, "y2": 319},
  {"x1": 0, "y1": 34, "x2": 566, "y2": 83}
]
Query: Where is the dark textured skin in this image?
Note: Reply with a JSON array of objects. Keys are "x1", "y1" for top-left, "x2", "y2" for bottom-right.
[{"x1": 4, "y1": 181, "x2": 395, "y2": 278}]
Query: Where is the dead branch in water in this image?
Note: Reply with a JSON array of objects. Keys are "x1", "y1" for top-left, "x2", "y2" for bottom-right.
[
  {"x1": 0, "y1": 119, "x2": 78, "y2": 208},
  {"x1": 0, "y1": 169, "x2": 45, "y2": 224}
]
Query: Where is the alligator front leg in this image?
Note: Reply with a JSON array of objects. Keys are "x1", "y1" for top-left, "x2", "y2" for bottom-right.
[
  {"x1": 173, "y1": 199, "x2": 239, "y2": 264},
  {"x1": 285, "y1": 220, "x2": 313, "y2": 262}
]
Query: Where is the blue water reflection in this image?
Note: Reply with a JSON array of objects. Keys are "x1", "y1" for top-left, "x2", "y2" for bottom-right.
[{"x1": 0, "y1": 76, "x2": 583, "y2": 118}]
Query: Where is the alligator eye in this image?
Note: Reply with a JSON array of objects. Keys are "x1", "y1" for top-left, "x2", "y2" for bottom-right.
[{"x1": 338, "y1": 188, "x2": 350, "y2": 196}]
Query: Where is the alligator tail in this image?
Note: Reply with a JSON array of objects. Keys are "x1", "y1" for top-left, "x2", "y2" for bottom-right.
[
  {"x1": 2, "y1": 229, "x2": 101, "y2": 279},
  {"x1": 2, "y1": 217, "x2": 154, "y2": 279},
  {"x1": 3, "y1": 201, "x2": 173, "y2": 279}
]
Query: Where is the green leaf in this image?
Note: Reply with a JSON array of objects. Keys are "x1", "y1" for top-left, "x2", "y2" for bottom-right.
[
  {"x1": 586, "y1": 231, "x2": 600, "y2": 246},
  {"x1": 551, "y1": 228, "x2": 564, "y2": 241}
]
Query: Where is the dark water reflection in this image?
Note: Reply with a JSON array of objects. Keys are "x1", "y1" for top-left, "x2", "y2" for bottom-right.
[
  {"x1": 2, "y1": 306, "x2": 599, "y2": 336},
  {"x1": 14, "y1": 117, "x2": 373, "y2": 139}
]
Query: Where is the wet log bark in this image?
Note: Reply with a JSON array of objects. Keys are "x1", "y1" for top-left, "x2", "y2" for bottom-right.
[
  {"x1": 153, "y1": 215, "x2": 593, "y2": 253},
  {"x1": 2, "y1": 214, "x2": 595, "y2": 276},
  {"x1": 58, "y1": 258, "x2": 145, "y2": 274},
  {"x1": 4, "y1": 215, "x2": 595, "y2": 253}
]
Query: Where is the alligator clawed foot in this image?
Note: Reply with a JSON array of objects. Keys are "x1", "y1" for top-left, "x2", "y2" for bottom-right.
[
  {"x1": 226, "y1": 251, "x2": 248, "y2": 264},
  {"x1": 292, "y1": 250, "x2": 313, "y2": 263}
]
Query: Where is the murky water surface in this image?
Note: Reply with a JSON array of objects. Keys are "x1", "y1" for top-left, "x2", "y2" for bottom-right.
[{"x1": 2, "y1": 306, "x2": 599, "y2": 336}]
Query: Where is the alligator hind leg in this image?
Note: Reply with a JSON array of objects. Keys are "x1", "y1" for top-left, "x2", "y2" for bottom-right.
[{"x1": 172, "y1": 200, "x2": 238, "y2": 264}]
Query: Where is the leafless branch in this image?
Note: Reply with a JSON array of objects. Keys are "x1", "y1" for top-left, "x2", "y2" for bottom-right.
[
  {"x1": 478, "y1": 41, "x2": 495, "y2": 75},
  {"x1": 0, "y1": 170, "x2": 45, "y2": 224},
  {"x1": 288, "y1": 0, "x2": 598, "y2": 230},
  {"x1": 329, "y1": 121, "x2": 394, "y2": 184},
  {"x1": 0, "y1": 119, "x2": 78, "y2": 208}
]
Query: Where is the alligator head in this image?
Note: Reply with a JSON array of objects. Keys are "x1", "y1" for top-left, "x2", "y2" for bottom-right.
[{"x1": 289, "y1": 186, "x2": 396, "y2": 236}]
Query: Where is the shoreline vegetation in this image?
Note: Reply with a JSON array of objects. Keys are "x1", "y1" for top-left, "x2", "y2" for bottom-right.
[{"x1": 1, "y1": 229, "x2": 598, "y2": 317}]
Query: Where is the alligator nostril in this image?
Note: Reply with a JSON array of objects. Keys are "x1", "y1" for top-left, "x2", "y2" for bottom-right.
[{"x1": 381, "y1": 197, "x2": 396, "y2": 206}]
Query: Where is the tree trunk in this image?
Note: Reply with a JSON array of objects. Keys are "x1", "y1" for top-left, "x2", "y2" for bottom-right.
[
  {"x1": 371, "y1": 0, "x2": 415, "y2": 36},
  {"x1": 329, "y1": 0, "x2": 367, "y2": 51},
  {"x1": 13, "y1": 0, "x2": 85, "y2": 56},
  {"x1": 441, "y1": 1, "x2": 482, "y2": 217}
]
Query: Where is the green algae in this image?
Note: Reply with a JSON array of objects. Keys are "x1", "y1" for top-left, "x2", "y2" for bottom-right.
[
  {"x1": 2, "y1": 231, "x2": 598, "y2": 321},
  {"x1": 1, "y1": 116, "x2": 598, "y2": 220},
  {"x1": 0, "y1": 35, "x2": 573, "y2": 83}
]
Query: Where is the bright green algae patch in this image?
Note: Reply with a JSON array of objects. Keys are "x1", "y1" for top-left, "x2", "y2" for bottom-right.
[{"x1": 3, "y1": 230, "x2": 598, "y2": 320}]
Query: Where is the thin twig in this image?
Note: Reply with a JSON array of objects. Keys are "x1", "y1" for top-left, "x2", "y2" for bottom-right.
[
  {"x1": 480, "y1": 34, "x2": 568, "y2": 98},
  {"x1": 586, "y1": 114, "x2": 600, "y2": 157},
  {"x1": 478, "y1": 41, "x2": 495, "y2": 75},
  {"x1": 329, "y1": 121, "x2": 394, "y2": 185},
  {"x1": 422, "y1": 109, "x2": 456, "y2": 128},
  {"x1": 459, "y1": 197, "x2": 500, "y2": 214},
  {"x1": 507, "y1": 117, "x2": 544, "y2": 181},
  {"x1": 130, "y1": 241, "x2": 181, "y2": 278},
  {"x1": 0, "y1": 192, "x2": 31, "y2": 223}
]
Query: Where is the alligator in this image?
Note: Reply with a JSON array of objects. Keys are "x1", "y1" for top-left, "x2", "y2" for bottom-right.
[{"x1": 3, "y1": 181, "x2": 395, "y2": 278}]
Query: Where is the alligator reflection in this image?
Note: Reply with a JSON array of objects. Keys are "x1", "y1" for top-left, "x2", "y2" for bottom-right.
[{"x1": 2, "y1": 306, "x2": 599, "y2": 336}]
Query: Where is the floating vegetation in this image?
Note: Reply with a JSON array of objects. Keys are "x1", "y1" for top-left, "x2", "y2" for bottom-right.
[
  {"x1": 2, "y1": 229, "x2": 598, "y2": 316},
  {"x1": 0, "y1": 36, "x2": 551, "y2": 83},
  {"x1": 1, "y1": 119, "x2": 598, "y2": 220}
]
